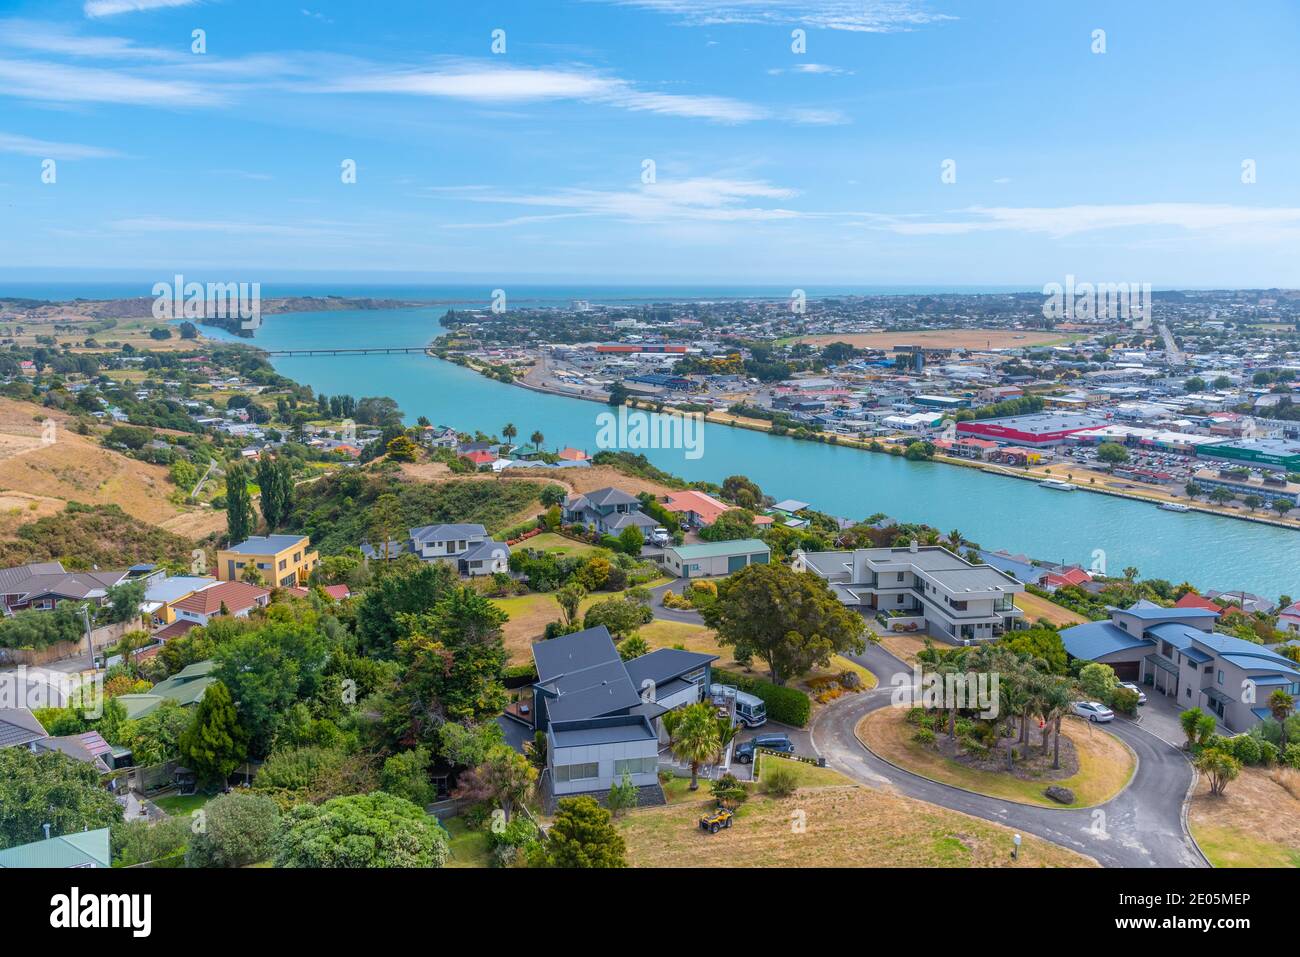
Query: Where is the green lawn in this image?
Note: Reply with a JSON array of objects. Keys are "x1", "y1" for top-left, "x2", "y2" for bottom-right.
[
  {"x1": 441, "y1": 816, "x2": 492, "y2": 867},
  {"x1": 754, "y1": 752, "x2": 855, "y2": 789},
  {"x1": 153, "y1": 793, "x2": 212, "y2": 816},
  {"x1": 516, "y1": 532, "x2": 605, "y2": 557}
]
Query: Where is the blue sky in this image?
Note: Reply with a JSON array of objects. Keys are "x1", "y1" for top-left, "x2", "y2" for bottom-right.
[{"x1": 1, "y1": 0, "x2": 1299, "y2": 286}]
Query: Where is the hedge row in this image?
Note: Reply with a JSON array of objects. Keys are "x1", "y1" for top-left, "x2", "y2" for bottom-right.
[{"x1": 714, "y1": 668, "x2": 811, "y2": 728}]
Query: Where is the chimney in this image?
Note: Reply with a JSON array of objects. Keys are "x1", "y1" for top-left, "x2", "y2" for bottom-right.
[
  {"x1": 42, "y1": 823, "x2": 51, "y2": 840},
  {"x1": 909, "y1": 539, "x2": 919, "y2": 554}
]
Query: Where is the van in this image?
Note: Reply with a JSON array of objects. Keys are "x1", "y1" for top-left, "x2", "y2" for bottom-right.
[{"x1": 710, "y1": 683, "x2": 767, "y2": 728}]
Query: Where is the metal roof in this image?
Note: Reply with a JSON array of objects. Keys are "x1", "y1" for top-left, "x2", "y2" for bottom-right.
[
  {"x1": 1060, "y1": 621, "x2": 1153, "y2": 660},
  {"x1": 668, "y1": 539, "x2": 769, "y2": 561}
]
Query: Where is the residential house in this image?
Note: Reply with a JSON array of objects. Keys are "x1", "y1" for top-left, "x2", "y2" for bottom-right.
[
  {"x1": 661, "y1": 539, "x2": 771, "y2": 579},
  {"x1": 563, "y1": 486, "x2": 659, "y2": 539},
  {"x1": 1060, "y1": 600, "x2": 1300, "y2": 732},
  {"x1": 1279, "y1": 603, "x2": 1300, "y2": 635},
  {"x1": 0, "y1": 827, "x2": 112, "y2": 868},
  {"x1": 115, "y1": 660, "x2": 218, "y2": 720},
  {"x1": 795, "y1": 542, "x2": 1024, "y2": 643},
  {"x1": 1041, "y1": 566, "x2": 1093, "y2": 592},
  {"x1": 170, "y1": 580, "x2": 270, "y2": 626},
  {"x1": 525, "y1": 625, "x2": 717, "y2": 799},
  {"x1": 216, "y1": 535, "x2": 318, "y2": 587},
  {"x1": 0, "y1": 562, "x2": 129, "y2": 614},
  {"x1": 361, "y1": 523, "x2": 511, "y2": 576},
  {"x1": 142, "y1": 576, "x2": 218, "y2": 628}
]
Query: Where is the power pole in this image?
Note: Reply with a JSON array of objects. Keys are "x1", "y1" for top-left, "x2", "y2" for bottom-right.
[{"x1": 81, "y1": 603, "x2": 94, "y2": 670}]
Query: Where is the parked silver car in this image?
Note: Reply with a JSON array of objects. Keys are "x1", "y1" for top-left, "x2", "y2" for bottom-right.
[{"x1": 1072, "y1": 701, "x2": 1115, "y2": 723}]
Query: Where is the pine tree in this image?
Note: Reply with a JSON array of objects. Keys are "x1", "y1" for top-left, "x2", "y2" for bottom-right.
[{"x1": 179, "y1": 680, "x2": 247, "y2": 786}]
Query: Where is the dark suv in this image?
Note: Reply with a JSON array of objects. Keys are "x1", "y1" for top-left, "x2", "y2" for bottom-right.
[{"x1": 734, "y1": 734, "x2": 795, "y2": 764}]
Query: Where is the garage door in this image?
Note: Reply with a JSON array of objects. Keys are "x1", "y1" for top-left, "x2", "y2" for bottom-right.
[
  {"x1": 727, "y1": 554, "x2": 749, "y2": 573},
  {"x1": 1111, "y1": 661, "x2": 1140, "y2": 681}
]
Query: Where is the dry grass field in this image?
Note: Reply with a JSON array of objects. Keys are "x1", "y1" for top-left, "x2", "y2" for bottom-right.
[
  {"x1": 1015, "y1": 591, "x2": 1088, "y2": 627},
  {"x1": 0, "y1": 398, "x2": 223, "y2": 541},
  {"x1": 620, "y1": 780, "x2": 1096, "y2": 868},
  {"x1": 857, "y1": 709, "x2": 1136, "y2": 808},
  {"x1": 797, "y1": 329, "x2": 1074, "y2": 351},
  {"x1": 1189, "y1": 766, "x2": 1300, "y2": 867}
]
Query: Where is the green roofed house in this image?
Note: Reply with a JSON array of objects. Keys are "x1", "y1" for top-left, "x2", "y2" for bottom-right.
[
  {"x1": 660, "y1": 539, "x2": 770, "y2": 579},
  {"x1": 0, "y1": 827, "x2": 111, "y2": 868},
  {"x1": 115, "y1": 660, "x2": 217, "y2": 720}
]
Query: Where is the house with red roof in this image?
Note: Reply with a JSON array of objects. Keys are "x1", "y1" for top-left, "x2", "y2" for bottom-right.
[
  {"x1": 1040, "y1": 566, "x2": 1092, "y2": 592},
  {"x1": 171, "y1": 580, "x2": 270, "y2": 626}
]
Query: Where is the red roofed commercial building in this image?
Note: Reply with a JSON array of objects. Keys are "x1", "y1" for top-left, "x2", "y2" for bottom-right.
[
  {"x1": 171, "y1": 580, "x2": 270, "y2": 625},
  {"x1": 595, "y1": 343, "x2": 688, "y2": 354},
  {"x1": 956, "y1": 412, "x2": 1108, "y2": 448}
]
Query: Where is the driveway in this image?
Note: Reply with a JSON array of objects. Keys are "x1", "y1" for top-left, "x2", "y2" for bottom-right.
[
  {"x1": 1124, "y1": 686, "x2": 1228, "y2": 749},
  {"x1": 811, "y1": 640, "x2": 1206, "y2": 868},
  {"x1": 648, "y1": 580, "x2": 706, "y2": 625}
]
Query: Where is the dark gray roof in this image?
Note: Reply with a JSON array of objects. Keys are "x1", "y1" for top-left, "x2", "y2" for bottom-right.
[
  {"x1": 533, "y1": 625, "x2": 620, "y2": 683},
  {"x1": 624, "y1": 648, "x2": 717, "y2": 687},
  {"x1": 605, "y1": 511, "x2": 658, "y2": 530},
  {"x1": 410, "y1": 523, "x2": 487, "y2": 542},
  {"x1": 461, "y1": 539, "x2": 510, "y2": 561},
  {"x1": 549, "y1": 715, "x2": 656, "y2": 749},
  {"x1": 582, "y1": 486, "x2": 641, "y2": 508},
  {"x1": 0, "y1": 708, "x2": 48, "y2": 749},
  {"x1": 0, "y1": 562, "x2": 65, "y2": 593},
  {"x1": 545, "y1": 679, "x2": 643, "y2": 723}
]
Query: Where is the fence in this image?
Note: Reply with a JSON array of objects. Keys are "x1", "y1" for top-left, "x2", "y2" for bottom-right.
[{"x1": 0, "y1": 620, "x2": 135, "y2": 667}]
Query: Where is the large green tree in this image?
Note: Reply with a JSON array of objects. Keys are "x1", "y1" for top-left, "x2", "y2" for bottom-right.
[
  {"x1": 256, "y1": 457, "x2": 294, "y2": 531},
  {"x1": 0, "y1": 749, "x2": 123, "y2": 849},
  {"x1": 178, "y1": 680, "x2": 248, "y2": 785},
  {"x1": 452, "y1": 744, "x2": 537, "y2": 823},
  {"x1": 224, "y1": 462, "x2": 255, "y2": 543},
  {"x1": 274, "y1": 791, "x2": 447, "y2": 868},
  {"x1": 703, "y1": 562, "x2": 868, "y2": 685},
  {"x1": 355, "y1": 559, "x2": 457, "y2": 657}
]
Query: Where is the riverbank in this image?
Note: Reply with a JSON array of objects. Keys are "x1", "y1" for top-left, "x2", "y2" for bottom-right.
[{"x1": 458, "y1": 350, "x2": 1300, "y2": 534}]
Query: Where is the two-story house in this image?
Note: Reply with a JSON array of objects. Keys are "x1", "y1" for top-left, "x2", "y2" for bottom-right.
[
  {"x1": 360, "y1": 523, "x2": 511, "y2": 576},
  {"x1": 1061, "y1": 601, "x2": 1300, "y2": 733},
  {"x1": 794, "y1": 542, "x2": 1025, "y2": 642},
  {"x1": 170, "y1": 580, "x2": 270, "y2": 627},
  {"x1": 0, "y1": 562, "x2": 131, "y2": 614},
  {"x1": 524, "y1": 625, "x2": 717, "y2": 801},
  {"x1": 562, "y1": 486, "x2": 659, "y2": 539},
  {"x1": 216, "y1": 535, "x2": 318, "y2": 588}
]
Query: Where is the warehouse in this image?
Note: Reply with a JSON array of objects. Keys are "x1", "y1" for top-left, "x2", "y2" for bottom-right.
[
  {"x1": 1197, "y1": 438, "x2": 1300, "y2": 473},
  {"x1": 661, "y1": 539, "x2": 770, "y2": 578},
  {"x1": 956, "y1": 412, "x2": 1108, "y2": 448}
]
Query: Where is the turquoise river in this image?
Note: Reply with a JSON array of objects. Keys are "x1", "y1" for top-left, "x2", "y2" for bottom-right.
[{"x1": 203, "y1": 305, "x2": 1299, "y2": 598}]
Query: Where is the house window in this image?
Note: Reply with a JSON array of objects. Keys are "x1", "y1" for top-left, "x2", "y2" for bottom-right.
[
  {"x1": 613, "y1": 757, "x2": 656, "y2": 776},
  {"x1": 1186, "y1": 687, "x2": 1191, "y2": 699},
  {"x1": 293, "y1": 552, "x2": 301, "y2": 563},
  {"x1": 278, "y1": 559, "x2": 287, "y2": 570},
  {"x1": 1217, "y1": 670, "x2": 1224, "y2": 686},
  {"x1": 555, "y1": 762, "x2": 599, "y2": 782}
]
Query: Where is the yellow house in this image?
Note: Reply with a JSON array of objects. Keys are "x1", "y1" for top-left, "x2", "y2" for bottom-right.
[{"x1": 216, "y1": 535, "x2": 319, "y2": 588}]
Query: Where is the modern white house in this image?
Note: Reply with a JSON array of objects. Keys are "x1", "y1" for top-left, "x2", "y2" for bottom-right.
[
  {"x1": 794, "y1": 542, "x2": 1024, "y2": 643},
  {"x1": 361, "y1": 523, "x2": 511, "y2": 576}
]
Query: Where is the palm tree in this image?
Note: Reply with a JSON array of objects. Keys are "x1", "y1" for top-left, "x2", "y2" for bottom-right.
[
  {"x1": 998, "y1": 674, "x2": 1032, "y2": 769},
  {"x1": 1042, "y1": 679, "x2": 1073, "y2": 768},
  {"x1": 945, "y1": 529, "x2": 963, "y2": 552},
  {"x1": 670, "y1": 703, "x2": 721, "y2": 790},
  {"x1": 502, "y1": 423, "x2": 517, "y2": 445},
  {"x1": 1270, "y1": 689, "x2": 1295, "y2": 749},
  {"x1": 1122, "y1": 566, "x2": 1140, "y2": 583},
  {"x1": 531, "y1": 430, "x2": 544, "y2": 451}
]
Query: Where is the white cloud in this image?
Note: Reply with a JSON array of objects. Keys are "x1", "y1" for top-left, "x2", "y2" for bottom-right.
[
  {"x1": 769, "y1": 63, "x2": 854, "y2": 75},
  {"x1": 0, "y1": 131, "x2": 121, "y2": 159},
  {"x1": 431, "y1": 176, "x2": 803, "y2": 227},
  {"x1": 323, "y1": 61, "x2": 773, "y2": 123},
  {"x1": 878, "y1": 203, "x2": 1300, "y2": 238},
  {"x1": 587, "y1": 0, "x2": 954, "y2": 32},
  {"x1": 0, "y1": 20, "x2": 178, "y2": 58},
  {"x1": 0, "y1": 57, "x2": 217, "y2": 106},
  {"x1": 84, "y1": 0, "x2": 198, "y2": 18}
]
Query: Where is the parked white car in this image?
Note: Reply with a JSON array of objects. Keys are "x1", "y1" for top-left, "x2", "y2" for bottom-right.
[
  {"x1": 1072, "y1": 701, "x2": 1115, "y2": 723},
  {"x1": 1118, "y1": 681, "x2": 1147, "y2": 705}
]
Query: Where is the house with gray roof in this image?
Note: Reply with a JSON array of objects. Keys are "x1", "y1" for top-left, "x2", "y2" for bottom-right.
[
  {"x1": 0, "y1": 561, "x2": 129, "y2": 614},
  {"x1": 795, "y1": 542, "x2": 1024, "y2": 643},
  {"x1": 1060, "y1": 600, "x2": 1300, "y2": 732},
  {"x1": 526, "y1": 625, "x2": 717, "y2": 799},
  {"x1": 563, "y1": 487, "x2": 658, "y2": 539},
  {"x1": 361, "y1": 522, "x2": 510, "y2": 576}
]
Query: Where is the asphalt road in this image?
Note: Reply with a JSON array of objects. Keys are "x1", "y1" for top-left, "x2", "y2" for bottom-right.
[
  {"x1": 811, "y1": 640, "x2": 1206, "y2": 868},
  {"x1": 648, "y1": 580, "x2": 708, "y2": 624}
]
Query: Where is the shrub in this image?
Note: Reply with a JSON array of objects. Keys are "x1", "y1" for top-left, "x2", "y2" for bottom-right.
[
  {"x1": 912, "y1": 727, "x2": 936, "y2": 747},
  {"x1": 1109, "y1": 686, "x2": 1139, "y2": 717},
  {"x1": 761, "y1": 762, "x2": 798, "y2": 798},
  {"x1": 904, "y1": 707, "x2": 929, "y2": 726},
  {"x1": 1284, "y1": 743, "x2": 1300, "y2": 769},
  {"x1": 1230, "y1": 734, "x2": 1263, "y2": 766},
  {"x1": 1258, "y1": 740, "x2": 1280, "y2": 767}
]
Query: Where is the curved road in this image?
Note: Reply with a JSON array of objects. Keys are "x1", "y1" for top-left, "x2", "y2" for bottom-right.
[{"x1": 812, "y1": 640, "x2": 1206, "y2": 868}]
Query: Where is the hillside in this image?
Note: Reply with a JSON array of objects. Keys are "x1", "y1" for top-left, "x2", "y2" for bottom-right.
[
  {"x1": 0, "y1": 503, "x2": 195, "y2": 569},
  {"x1": 0, "y1": 397, "x2": 226, "y2": 542},
  {"x1": 287, "y1": 469, "x2": 544, "y2": 555}
]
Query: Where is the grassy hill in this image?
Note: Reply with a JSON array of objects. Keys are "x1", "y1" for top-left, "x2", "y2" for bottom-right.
[
  {"x1": 287, "y1": 468, "x2": 542, "y2": 555},
  {"x1": 0, "y1": 502, "x2": 196, "y2": 569}
]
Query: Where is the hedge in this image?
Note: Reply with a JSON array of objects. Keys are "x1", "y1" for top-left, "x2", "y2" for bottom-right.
[
  {"x1": 503, "y1": 664, "x2": 538, "y2": 689},
  {"x1": 714, "y1": 668, "x2": 811, "y2": 728}
]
